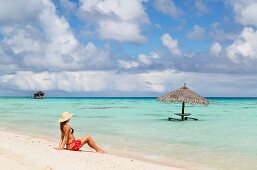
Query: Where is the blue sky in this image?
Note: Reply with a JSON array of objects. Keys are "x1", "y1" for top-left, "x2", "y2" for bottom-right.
[{"x1": 0, "y1": 0, "x2": 257, "y2": 97}]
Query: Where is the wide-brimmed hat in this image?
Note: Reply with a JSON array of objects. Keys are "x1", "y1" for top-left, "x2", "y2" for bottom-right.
[{"x1": 59, "y1": 112, "x2": 73, "y2": 122}]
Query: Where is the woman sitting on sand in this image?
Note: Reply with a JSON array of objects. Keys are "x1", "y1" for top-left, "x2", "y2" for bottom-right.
[{"x1": 55, "y1": 112, "x2": 105, "y2": 153}]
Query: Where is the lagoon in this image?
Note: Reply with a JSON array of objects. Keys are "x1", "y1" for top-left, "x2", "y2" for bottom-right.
[{"x1": 0, "y1": 97, "x2": 256, "y2": 169}]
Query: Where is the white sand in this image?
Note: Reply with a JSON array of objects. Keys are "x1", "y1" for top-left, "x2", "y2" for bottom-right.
[{"x1": 0, "y1": 130, "x2": 187, "y2": 170}]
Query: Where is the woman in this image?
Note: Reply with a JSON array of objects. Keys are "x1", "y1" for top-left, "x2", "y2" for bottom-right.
[{"x1": 55, "y1": 112, "x2": 105, "y2": 153}]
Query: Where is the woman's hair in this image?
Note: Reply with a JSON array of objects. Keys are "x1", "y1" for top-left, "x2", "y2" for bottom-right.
[{"x1": 60, "y1": 121, "x2": 67, "y2": 133}]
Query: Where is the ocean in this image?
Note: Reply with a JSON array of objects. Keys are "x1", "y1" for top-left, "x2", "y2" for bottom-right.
[{"x1": 0, "y1": 97, "x2": 256, "y2": 169}]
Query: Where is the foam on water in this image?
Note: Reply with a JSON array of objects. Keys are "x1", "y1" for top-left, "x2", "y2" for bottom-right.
[{"x1": 0, "y1": 97, "x2": 257, "y2": 169}]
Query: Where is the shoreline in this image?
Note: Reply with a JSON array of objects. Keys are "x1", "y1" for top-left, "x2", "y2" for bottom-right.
[{"x1": 0, "y1": 129, "x2": 189, "y2": 170}]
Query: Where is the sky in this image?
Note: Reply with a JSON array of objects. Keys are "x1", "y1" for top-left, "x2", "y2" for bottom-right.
[{"x1": 0, "y1": 0, "x2": 257, "y2": 97}]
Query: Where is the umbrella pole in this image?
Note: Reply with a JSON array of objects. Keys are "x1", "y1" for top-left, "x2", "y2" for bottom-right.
[{"x1": 181, "y1": 102, "x2": 185, "y2": 120}]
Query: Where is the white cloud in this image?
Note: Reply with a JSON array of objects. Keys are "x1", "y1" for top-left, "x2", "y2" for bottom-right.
[
  {"x1": 0, "y1": 0, "x2": 80, "y2": 70},
  {"x1": 0, "y1": 0, "x2": 114, "y2": 71},
  {"x1": 39, "y1": 0, "x2": 79, "y2": 51},
  {"x1": 118, "y1": 52, "x2": 160, "y2": 69},
  {"x1": 0, "y1": 70, "x2": 174, "y2": 93},
  {"x1": 79, "y1": 0, "x2": 149, "y2": 43},
  {"x1": 138, "y1": 52, "x2": 160, "y2": 65},
  {"x1": 153, "y1": 0, "x2": 183, "y2": 18},
  {"x1": 118, "y1": 60, "x2": 140, "y2": 69},
  {"x1": 80, "y1": 0, "x2": 149, "y2": 23},
  {"x1": 0, "y1": 71, "x2": 107, "y2": 92},
  {"x1": 82, "y1": 43, "x2": 113, "y2": 70},
  {"x1": 0, "y1": 0, "x2": 41, "y2": 25},
  {"x1": 210, "y1": 42, "x2": 222, "y2": 56},
  {"x1": 187, "y1": 25, "x2": 206, "y2": 40},
  {"x1": 98, "y1": 20, "x2": 146, "y2": 43},
  {"x1": 226, "y1": 27, "x2": 257, "y2": 63},
  {"x1": 1, "y1": 70, "x2": 257, "y2": 96},
  {"x1": 161, "y1": 33, "x2": 182, "y2": 56},
  {"x1": 138, "y1": 54, "x2": 152, "y2": 65},
  {"x1": 230, "y1": 0, "x2": 257, "y2": 27},
  {"x1": 2, "y1": 27, "x2": 41, "y2": 54},
  {"x1": 91, "y1": 0, "x2": 148, "y2": 23}
]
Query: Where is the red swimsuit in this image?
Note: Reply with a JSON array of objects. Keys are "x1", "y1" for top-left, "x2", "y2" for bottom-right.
[
  {"x1": 67, "y1": 140, "x2": 81, "y2": 151},
  {"x1": 66, "y1": 127, "x2": 81, "y2": 151}
]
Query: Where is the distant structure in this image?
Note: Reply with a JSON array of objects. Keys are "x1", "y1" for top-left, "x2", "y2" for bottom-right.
[{"x1": 34, "y1": 91, "x2": 45, "y2": 99}]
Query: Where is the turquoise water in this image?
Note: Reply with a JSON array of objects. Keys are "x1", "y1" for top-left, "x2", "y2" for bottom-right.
[{"x1": 0, "y1": 97, "x2": 257, "y2": 169}]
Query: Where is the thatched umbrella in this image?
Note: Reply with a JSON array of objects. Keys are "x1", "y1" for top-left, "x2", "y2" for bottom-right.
[{"x1": 157, "y1": 83, "x2": 209, "y2": 120}]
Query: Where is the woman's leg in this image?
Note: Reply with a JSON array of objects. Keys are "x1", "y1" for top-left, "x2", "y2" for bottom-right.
[{"x1": 80, "y1": 135, "x2": 105, "y2": 153}]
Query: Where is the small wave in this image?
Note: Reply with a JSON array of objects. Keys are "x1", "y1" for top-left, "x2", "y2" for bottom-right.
[
  {"x1": 87, "y1": 106, "x2": 129, "y2": 110},
  {"x1": 89, "y1": 107, "x2": 113, "y2": 109},
  {"x1": 197, "y1": 114, "x2": 214, "y2": 117},
  {"x1": 242, "y1": 106, "x2": 256, "y2": 109},
  {"x1": 85, "y1": 116, "x2": 113, "y2": 119},
  {"x1": 141, "y1": 113, "x2": 162, "y2": 116}
]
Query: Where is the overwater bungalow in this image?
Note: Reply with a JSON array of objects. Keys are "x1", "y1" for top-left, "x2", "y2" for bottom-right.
[{"x1": 34, "y1": 91, "x2": 45, "y2": 99}]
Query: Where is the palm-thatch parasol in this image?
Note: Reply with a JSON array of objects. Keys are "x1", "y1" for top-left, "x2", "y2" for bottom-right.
[{"x1": 157, "y1": 83, "x2": 209, "y2": 120}]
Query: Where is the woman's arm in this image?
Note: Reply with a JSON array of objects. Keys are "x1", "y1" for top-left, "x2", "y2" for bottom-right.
[
  {"x1": 56, "y1": 126, "x2": 70, "y2": 150},
  {"x1": 57, "y1": 134, "x2": 64, "y2": 148}
]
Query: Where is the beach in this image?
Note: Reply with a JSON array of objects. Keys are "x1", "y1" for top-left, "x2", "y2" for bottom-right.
[{"x1": 0, "y1": 130, "x2": 187, "y2": 170}]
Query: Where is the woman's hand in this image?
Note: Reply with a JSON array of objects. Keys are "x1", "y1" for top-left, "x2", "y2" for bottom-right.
[{"x1": 55, "y1": 146, "x2": 63, "y2": 150}]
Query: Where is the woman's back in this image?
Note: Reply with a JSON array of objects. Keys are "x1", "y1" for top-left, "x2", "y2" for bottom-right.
[{"x1": 61, "y1": 124, "x2": 75, "y2": 145}]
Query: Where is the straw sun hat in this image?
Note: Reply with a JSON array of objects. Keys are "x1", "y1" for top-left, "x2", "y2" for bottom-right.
[{"x1": 59, "y1": 112, "x2": 73, "y2": 122}]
